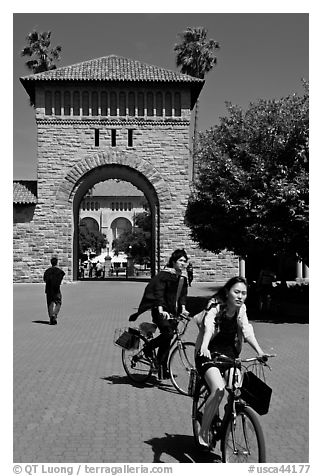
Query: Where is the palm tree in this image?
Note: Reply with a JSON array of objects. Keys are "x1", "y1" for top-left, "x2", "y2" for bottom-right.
[
  {"x1": 21, "y1": 30, "x2": 62, "y2": 74},
  {"x1": 174, "y1": 27, "x2": 219, "y2": 179}
]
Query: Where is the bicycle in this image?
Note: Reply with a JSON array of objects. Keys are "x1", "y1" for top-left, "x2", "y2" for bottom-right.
[
  {"x1": 191, "y1": 353, "x2": 275, "y2": 463},
  {"x1": 114, "y1": 313, "x2": 195, "y2": 395}
]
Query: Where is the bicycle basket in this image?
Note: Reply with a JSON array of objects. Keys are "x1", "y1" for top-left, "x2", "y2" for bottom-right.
[
  {"x1": 241, "y1": 370, "x2": 272, "y2": 415},
  {"x1": 114, "y1": 327, "x2": 140, "y2": 350}
]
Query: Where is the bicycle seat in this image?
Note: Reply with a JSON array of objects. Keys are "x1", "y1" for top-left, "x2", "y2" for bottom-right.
[{"x1": 139, "y1": 322, "x2": 157, "y2": 336}]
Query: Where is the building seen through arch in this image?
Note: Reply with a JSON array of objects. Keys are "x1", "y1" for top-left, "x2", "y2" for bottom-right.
[{"x1": 79, "y1": 179, "x2": 150, "y2": 277}]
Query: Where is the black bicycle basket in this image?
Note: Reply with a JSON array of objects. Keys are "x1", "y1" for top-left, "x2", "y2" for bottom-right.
[
  {"x1": 240, "y1": 371, "x2": 272, "y2": 415},
  {"x1": 114, "y1": 327, "x2": 140, "y2": 350}
]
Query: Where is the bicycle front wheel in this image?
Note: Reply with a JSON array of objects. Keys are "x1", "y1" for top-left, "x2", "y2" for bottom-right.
[
  {"x1": 169, "y1": 341, "x2": 195, "y2": 395},
  {"x1": 122, "y1": 335, "x2": 153, "y2": 384},
  {"x1": 221, "y1": 405, "x2": 266, "y2": 463}
]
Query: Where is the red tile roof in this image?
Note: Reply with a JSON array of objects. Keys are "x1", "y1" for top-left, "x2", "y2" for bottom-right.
[
  {"x1": 20, "y1": 55, "x2": 204, "y2": 85},
  {"x1": 13, "y1": 181, "x2": 37, "y2": 204}
]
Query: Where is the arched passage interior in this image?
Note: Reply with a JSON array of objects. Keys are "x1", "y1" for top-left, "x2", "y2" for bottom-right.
[{"x1": 72, "y1": 164, "x2": 160, "y2": 280}]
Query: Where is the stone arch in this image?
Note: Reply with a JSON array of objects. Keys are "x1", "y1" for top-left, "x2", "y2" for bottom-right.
[
  {"x1": 80, "y1": 217, "x2": 99, "y2": 231},
  {"x1": 110, "y1": 217, "x2": 132, "y2": 241},
  {"x1": 55, "y1": 150, "x2": 171, "y2": 207},
  {"x1": 55, "y1": 151, "x2": 167, "y2": 279}
]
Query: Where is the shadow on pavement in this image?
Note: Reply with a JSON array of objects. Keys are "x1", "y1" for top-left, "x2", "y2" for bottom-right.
[
  {"x1": 32, "y1": 320, "x2": 50, "y2": 325},
  {"x1": 101, "y1": 375, "x2": 185, "y2": 395},
  {"x1": 144, "y1": 433, "x2": 221, "y2": 463}
]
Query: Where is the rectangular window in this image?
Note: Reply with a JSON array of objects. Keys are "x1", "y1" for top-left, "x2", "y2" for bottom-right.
[
  {"x1": 111, "y1": 129, "x2": 116, "y2": 147},
  {"x1": 73, "y1": 91, "x2": 80, "y2": 115},
  {"x1": 147, "y1": 92, "x2": 153, "y2": 116},
  {"x1": 128, "y1": 129, "x2": 133, "y2": 147},
  {"x1": 156, "y1": 92, "x2": 163, "y2": 117},
  {"x1": 45, "y1": 91, "x2": 52, "y2": 115},
  {"x1": 165, "y1": 92, "x2": 172, "y2": 117},
  {"x1": 119, "y1": 92, "x2": 126, "y2": 116},
  {"x1": 138, "y1": 92, "x2": 144, "y2": 116},
  {"x1": 64, "y1": 91, "x2": 71, "y2": 115},
  {"x1": 174, "y1": 92, "x2": 181, "y2": 117},
  {"x1": 128, "y1": 92, "x2": 135, "y2": 116},
  {"x1": 54, "y1": 91, "x2": 61, "y2": 115},
  {"x1": 82, "y1": 91, "x2": 89, "y2": 115},
  {"x1": 101, "y1": 92, "x2": 108, "y2": 116},
  {"x1": 110, "y1": 92, "x2": 117, "y2": 116},
  {"x1": 92, "y1": 92, "x2": 98, "y2": 116},
  {"x1": 95, "y1": 129, "x2": 99, "y2": 147}
]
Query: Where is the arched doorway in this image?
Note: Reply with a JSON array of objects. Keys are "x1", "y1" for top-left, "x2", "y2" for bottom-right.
[
  {"x1": 72, "y1": 164, "x2": 159, "y2": 280},
  {"x1": 80, "y1": 217, "x2": 99, "y2": 232},
  {"x1": 110, "y1": 217, "x2": 132, "y2": 241}
]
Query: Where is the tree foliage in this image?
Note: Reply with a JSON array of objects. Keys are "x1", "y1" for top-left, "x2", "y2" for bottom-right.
[
  {"x1": 186, "y1": 83, "x2": 309, "y2": 265},
  {"x1": 21, "y1": 30, "x2": 62, "y2": 74},
  {"x1": 79, "y1": 223, "x2": 107, "y2": 256},
  {"x1": 112, "y1": 212, "x2": 152, "y2": 264},
  {"x1": 174, "y1": 26, "x2": 219, "y2": 79}
]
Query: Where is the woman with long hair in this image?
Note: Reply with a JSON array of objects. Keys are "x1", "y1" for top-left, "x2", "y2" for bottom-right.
[{"x1": 195, "y1": 276, "x2": 269, "y2": 448}]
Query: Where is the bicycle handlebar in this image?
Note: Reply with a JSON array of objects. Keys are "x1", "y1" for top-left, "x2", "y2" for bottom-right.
[{"x1": 211, "y1": 352, "x2": 276, "y2": 366}]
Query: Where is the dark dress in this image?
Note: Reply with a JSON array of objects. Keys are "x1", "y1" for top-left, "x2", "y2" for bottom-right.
[
  {"x1": 129, "y1": 269, "x2": 188, "y2": 371},
  {"x1": 195, "y1": 309, "x2": 239, "y2": 377}
]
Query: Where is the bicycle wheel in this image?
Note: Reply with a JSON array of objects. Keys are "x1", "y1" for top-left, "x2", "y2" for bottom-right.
[
  {"x1": 221, "y1": 405, "x2": 266, "y2": 463},
  {"x1": 122, "y1": 335, "x2": 153, "y2": 384},
  {"x1": 168, "y1": 341, "x2": 195, "y2": 395},
  {"x1": 192, "y1": 380, "x2": 220, "y2": 450}
]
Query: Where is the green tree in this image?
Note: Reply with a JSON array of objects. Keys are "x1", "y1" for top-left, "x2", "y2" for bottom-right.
[
  {"x1": 174, "y1": 26, "x2": 219, "y2": 173},
  {"x1": 186, "y1": 84, "x2": 309, "y2": 265},
  {"x1": 112, "y1": 212, "x2": 151, "y2": 264},
  {"x1": 21, "y1": 30, "x2": 62, "y2": 74},
  {"x1": 79, "y1": 223, "x2": 107, "y2": 256}
]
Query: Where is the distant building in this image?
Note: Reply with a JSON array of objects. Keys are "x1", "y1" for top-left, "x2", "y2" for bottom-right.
[{"x1": 79, "y1": 179, "x2": 148, "y2": 255}]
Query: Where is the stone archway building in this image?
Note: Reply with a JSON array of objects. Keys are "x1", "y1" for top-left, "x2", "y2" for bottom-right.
[{"x1": 14, "y1": 55, "x2": 239, "y2": 282}]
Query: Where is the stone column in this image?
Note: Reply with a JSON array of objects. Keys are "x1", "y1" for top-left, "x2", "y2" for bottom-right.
[
  {"x1": 239, "y1": 257, "x2": 246, "y2": 278},
  {"x1": 296, "y1": 260, "x2": 303, "y2": 280}
]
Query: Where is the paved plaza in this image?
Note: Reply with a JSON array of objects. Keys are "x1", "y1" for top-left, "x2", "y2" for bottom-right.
[{"x1": 13, "y1": 280, "x2": 309, "y2": 463}]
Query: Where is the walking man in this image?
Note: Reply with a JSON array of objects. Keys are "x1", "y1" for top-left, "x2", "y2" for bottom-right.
[{"x1": 43, "y1": 257, "x2": 65, "y2": 325}]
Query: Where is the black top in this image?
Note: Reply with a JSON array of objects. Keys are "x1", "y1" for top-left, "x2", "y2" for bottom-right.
[
  {"x1": 209, "y1": 311, "x2": 238, "y2": 356},
  {"x1": 43, "y1": 266, "x2": 65, "y2": 297},
  {"x1": 131, "y1": 269, "x2": 187, "y2": 319}
]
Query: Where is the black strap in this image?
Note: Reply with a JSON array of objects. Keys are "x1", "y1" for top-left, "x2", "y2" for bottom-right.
[{"x1": 175, "y1": 276, "x2": 184, "y2": 313}]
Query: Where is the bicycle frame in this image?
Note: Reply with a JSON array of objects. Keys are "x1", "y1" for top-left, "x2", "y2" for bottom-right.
[
  {"x1": 168, "y1": 315, "x2": 191, "y2": 353},
  {"x1": 220, "y1": 355, "x2": 274, "y2": 457},
  {"x1": 196, "y1": 353, "x2": 274, "y2": 445},
  {"x1": 134, "y1": 313, "x2": 192, "y2": 371}
]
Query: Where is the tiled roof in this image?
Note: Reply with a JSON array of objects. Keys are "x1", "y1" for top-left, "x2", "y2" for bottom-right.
[
  {"x1": 13, "y1": 181, "x2": 37, "y2": 204},
  {"x1": 20, "y1": 55, "x2": 205, "y2": 85}
]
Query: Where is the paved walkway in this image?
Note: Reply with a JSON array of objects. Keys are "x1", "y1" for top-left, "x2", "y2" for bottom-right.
[{"x1": 13, "y1": 281, "x2": 309, "y2": 463}]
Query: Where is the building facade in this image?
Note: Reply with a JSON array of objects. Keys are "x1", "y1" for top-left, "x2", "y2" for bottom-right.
[{"x1": 13, "y1": 55, "x2": 239, "y2": 282}]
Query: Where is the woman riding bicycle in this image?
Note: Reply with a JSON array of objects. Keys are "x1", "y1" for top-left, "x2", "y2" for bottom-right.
[
  {"x1": 195, "y1": 276, "x2": 269, "y2": 449},
  {"x1": 129, "y1": 249, "x2": 189, "y2": 379}
]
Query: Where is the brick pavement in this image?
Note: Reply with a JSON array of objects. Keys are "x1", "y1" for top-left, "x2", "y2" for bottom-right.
[{"x1": 13, "y1": 281, "x2": 309, "y2": 463}]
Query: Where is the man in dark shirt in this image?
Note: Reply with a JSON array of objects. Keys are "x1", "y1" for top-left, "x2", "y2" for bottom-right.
[{"x1": 43, "y1": 257, "x2": 65, "y2": 325}]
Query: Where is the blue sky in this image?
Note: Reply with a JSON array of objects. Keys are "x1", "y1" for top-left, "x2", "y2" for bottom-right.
[{"x1": 13, "y1": 11, "x2": 309, "y2": 179}]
